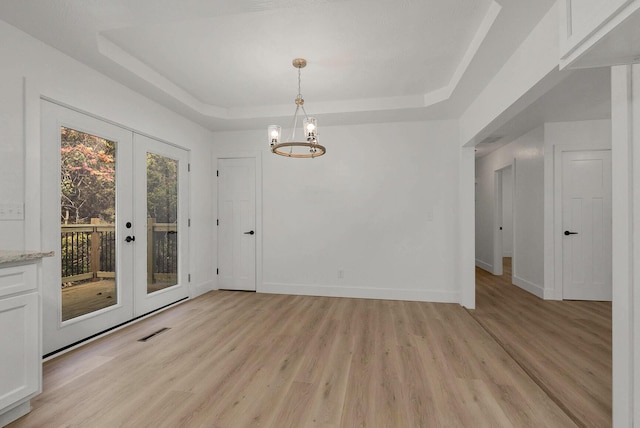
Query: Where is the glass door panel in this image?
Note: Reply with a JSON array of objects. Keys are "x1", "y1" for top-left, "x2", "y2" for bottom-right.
[
  {"x1": 60, "y1": 127, "x2": 118, "y2": 321},
  {"x1": 146, "y1": 152, "x2": 178, "y2": 294},
  {"x1": 133, "y1": 134, "x2": 189, "y2": 316}
]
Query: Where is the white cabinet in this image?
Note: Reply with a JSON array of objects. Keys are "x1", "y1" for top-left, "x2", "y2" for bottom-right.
[
  {"x1": 0, "y1": 255, "x2": 48, "y2": 427},
  {"x1": 560, "y1": 0, "x2": 640, "y2": 68},
  {"x1": 0, "y1": 293, "x2": 39, "y2": 410}
]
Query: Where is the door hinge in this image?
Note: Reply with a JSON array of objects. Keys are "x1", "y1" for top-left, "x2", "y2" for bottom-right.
[
  {"x1": 217, "y1": 219, "x2": 219, "y2": 226},
  {"x1": 188, "y1": 274, "x2": 191, "y2": 282},
  {"x1": 216, "y1": 268, "x2": 219, "y2": 275},
  {"x1": 217, "y1": 170, "x2": 219, "y2": 177},
  {"x1": 188, "y1": 219, "x2": 191, "y2": 227},
  {"x1": 188, "y1": 163, "x2": 191, "y2": 172}
]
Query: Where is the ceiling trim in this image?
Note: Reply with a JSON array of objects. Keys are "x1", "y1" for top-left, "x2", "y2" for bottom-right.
[
  {"x1": 431, "y1": 1, "x2": 503, "y2": 103},
  {"x1": 96, "y1": 1, "x2": 502, "y2": 121}
]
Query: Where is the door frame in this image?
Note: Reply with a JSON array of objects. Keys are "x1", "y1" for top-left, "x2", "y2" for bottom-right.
[
  {"x1": 215, "y1": 151, "x2": 263, "y2": 292},
  {"x1": 553, "y1": 145, "x2": 612, "y2": 300},
  {"x1": 492, "y1": 161, "x2": 515, "y2": 276}
]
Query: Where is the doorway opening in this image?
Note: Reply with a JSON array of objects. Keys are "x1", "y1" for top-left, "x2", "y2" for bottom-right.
[{"x1": 492, "y1": 163, "x2": 514, "y2": 281}]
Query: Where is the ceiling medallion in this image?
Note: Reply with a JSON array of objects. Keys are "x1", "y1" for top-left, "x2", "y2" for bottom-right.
[{"x1": 268, "y1": 58, "x2": 326, "y2": 158}]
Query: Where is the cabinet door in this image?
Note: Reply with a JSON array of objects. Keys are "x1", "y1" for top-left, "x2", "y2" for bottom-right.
[
  {"x1": 560, "y1": 0, "x2": 640, "y2": 68},
  {"x1": 0, "y1": 264, "x2": 36, "y2": 298},
  {"x1": 0, "y1": 293, "x2": 39, "y2": 410}
]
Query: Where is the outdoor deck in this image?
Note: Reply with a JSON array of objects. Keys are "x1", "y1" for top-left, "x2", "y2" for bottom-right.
[{"x1": 62, "y1": 280, "x2": 116, "y2": 321}]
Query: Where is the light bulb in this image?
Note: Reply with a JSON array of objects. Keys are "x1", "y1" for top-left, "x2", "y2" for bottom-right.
[
  {"x1": 304, "y1": 117, "x2": 318, "y2": 142},
  {"x1": 267, "y1": 125, "x2": 281, "y2": 147}
]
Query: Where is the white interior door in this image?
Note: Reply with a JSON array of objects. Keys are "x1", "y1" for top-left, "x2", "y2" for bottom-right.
[
  {"x1": 502, "y1": 166, "x2": 514, "y2": 257},
  {"x1": 217, "y1": 158, "x2": 256, "y2": 291},
  {"x1": 493, "y1": 168, "x2": 504, "y2": 275},
  {"x1": 562, "y1": 150, "x2": 612, "y2": 301},
  {"x1": 493, "y1": 164, "x2": 513, "y2": 276},
  {"x1": 133, "y1": 134, "x2": 190, "y2": 315}
]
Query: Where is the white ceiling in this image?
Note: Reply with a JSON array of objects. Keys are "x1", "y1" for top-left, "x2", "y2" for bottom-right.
[
  {"x1": 0, "y1": 0, "x2": 565, "y2": 131},
  {"x1": 474, "y1": 66, "x2": 612, "y2": 158}
]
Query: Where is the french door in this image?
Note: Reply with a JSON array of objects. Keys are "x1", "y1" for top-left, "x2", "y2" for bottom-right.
[
  {"x1": 133, "y1": 134, "x2": 190, "y2": 315},
  {"x1": 41, "y1": 101, "x2": 189, "y2": 355}
]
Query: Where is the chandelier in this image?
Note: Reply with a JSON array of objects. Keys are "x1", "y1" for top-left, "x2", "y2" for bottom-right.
[{"x1": 268, "y1": 58, "x2": 326, "y2": 158}]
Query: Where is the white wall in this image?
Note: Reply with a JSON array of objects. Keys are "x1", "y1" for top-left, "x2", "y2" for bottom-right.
[
  {"x1": 611, "y1": 64, "x2": 639, "y2": 428},
  {"x1": 543, "y1": 119, "x2": 611, "y2": 300},
  {"x1": 213, "y1": 120, "x2": 463, "y2": 302},
  {"x1": 475, "y1": 127, "x2": 544, "y2": 296},
  {"x1": 0, "y1": 20, "x2": 215, "y2": 296},
  {"x1": 459, "y1": 3, "x2": 559, "y2": 146}
]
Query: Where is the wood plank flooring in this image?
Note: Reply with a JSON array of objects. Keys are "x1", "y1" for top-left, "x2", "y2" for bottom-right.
[
  {"x1": 469, "y1": 258, "x2": 612, "y2": 428},
  {"x1": 8, "y1": 267, "x2": 610, "y2": 427}
]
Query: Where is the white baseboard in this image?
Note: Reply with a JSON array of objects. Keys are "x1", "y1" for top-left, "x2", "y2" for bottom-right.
[
  {"x1": 475, "y1": 259, "x2": 493, "y2": 273},
  {"x1": 0, "y1": 400, "x2": 31, "y2": 427},
  {"x1": 512, "y1": 275, "x2": 544, "y2": 299},
  {"x1": 543, "y1": 288, "x2": 563, "y2": 300},
  {"x1": 191, "y1": 280, "x2": 214, "y2": 298},
  {"x1": 503, "y1": 251, "x2": 513, "y2": 257},
  {"x1": 260, "y1": 282, "x2": 460, "y2": 303}
]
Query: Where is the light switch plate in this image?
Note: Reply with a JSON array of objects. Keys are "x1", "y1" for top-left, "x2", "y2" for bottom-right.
[{"x1": 0, "y1": 203, "x2": 24, "y2": 220}]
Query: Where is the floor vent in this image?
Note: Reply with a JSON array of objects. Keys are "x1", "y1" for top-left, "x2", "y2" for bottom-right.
[{"x1": 138, "y1": 327, "x2": 171, "y2": 342}]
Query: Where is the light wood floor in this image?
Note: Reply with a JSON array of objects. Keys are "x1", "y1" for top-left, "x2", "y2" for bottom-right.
[
  {"x1": 470, "y1": 258, "x2": 612, "y2": 427},
  {"x1": 9, "y1": 268, "x2": 610, "y2": 428}
]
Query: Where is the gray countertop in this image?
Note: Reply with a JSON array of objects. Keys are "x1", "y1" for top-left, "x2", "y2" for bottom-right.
[{"x1": 0, "y1": 250, "x2": 54, "y2": 265}]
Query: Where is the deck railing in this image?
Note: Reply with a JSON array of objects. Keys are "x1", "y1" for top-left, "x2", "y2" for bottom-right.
[{"x1": 61, "y1": 219, "x2": 177, "y2": 285}]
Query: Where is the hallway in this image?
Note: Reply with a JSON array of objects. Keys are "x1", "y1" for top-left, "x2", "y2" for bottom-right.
[{"x1": 470, "y1": 259, "x2": 612, "y2": 427}]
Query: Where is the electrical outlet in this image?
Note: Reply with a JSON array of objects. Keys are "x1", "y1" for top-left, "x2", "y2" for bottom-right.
[
  {"x1": 427, "y1": 209, "x2": 434, "y2": 221},
  {"x1": 0, "y1": 203, "x2": 24, "y2": 220}
]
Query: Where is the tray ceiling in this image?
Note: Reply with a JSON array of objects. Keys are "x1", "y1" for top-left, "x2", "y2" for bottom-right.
[{"x1": 0, "y1": 0, "x2": 557, "y2": 130}]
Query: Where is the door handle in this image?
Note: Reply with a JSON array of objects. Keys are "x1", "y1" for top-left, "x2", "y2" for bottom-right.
[
  {"x1": 125, "y1": 235, "x2": 136, "y2": 242},
  {"x1": 244, "y1": 230, "x2": 255, "y2": 235},
  {"x1": 564, "y1": 231, "x2": 578, "y2": 236}
]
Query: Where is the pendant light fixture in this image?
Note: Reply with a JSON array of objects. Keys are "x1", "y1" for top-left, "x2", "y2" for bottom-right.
[{"x1": 268, "y1": 58, "x2": 326, "y2": 158}]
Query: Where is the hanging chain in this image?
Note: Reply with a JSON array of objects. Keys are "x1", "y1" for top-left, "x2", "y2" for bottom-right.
[
  {"x1": 290, "y1": 64, "x2": 306, "y2": 146},
  {"x1": 297, "y1": 66, "x2": 303, "y2": 100}
]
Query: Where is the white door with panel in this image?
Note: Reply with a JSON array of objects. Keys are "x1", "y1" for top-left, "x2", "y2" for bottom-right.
[
  {"x1": 217, "y1": 158, "x2": 256, "y2": 291},
  {"x1": 42, "y1": 101, "x2": 135, "y2": 354},
  {"x1": 133, "y1": 134, "x2": 190, "y2": 316},
  {"x1": 562, "y1": 150, "x2": 612, "y2": 301},
  {"x1": 42, "y1": 101, "x2": 189, "y2": 354}
]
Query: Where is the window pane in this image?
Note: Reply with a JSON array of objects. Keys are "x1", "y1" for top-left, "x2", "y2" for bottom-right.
[
  {"x1": 60, "y1": 127, "x2": 117, "y2": 321},
  {"x1": 146, "y1": 152, "x2": 178, "y2": 293}
]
